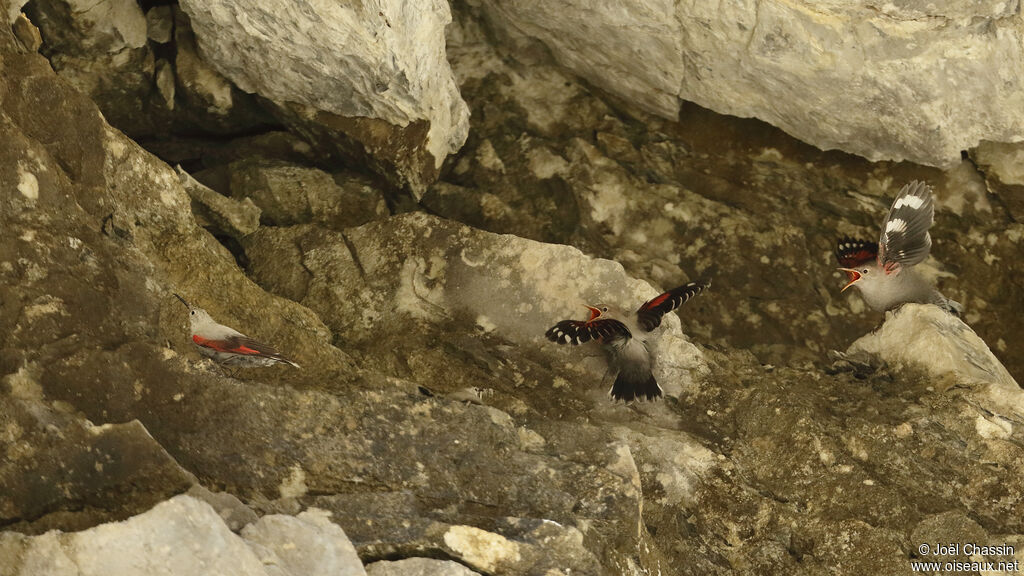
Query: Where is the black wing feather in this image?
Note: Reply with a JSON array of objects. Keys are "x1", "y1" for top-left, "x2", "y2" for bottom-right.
[
  {"x1": 835, "y1": 237, "x2": 878, "y2": 267},
  {"x1": 545, "y1": 318, "x2": 631, "y2": 345},
  {"x1": 635, "y1": 280, "x2": 710, "y2": 332},
  {"x1": 878, "y1": 180, "x2": 934, "y2": 267},
  {"x1": 223, "y1": 336, "x2": 301, "y2": 368}
]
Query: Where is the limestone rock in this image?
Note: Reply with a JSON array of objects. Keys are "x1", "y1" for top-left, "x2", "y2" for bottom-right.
[
  {"x1": 30, "y1": 0, "x2": 147, "y2": 53},
  {"x1": 178, "y1": 0, "x2": 470, "y2": 196},
  {"x1": 365, "y1": 558, "x2": 480, "y2": 576},
  {"x1": 970, "y1": 141, "x2": 1024, "y2": 222},
  {"x1": 172, "y1": 9, "x2": 239, "y2": 123},
  {"x1": 11, "y1": 12, "x2": 41, "y2": 51},
  {"x1": 227, "y1": 159, "x2": 388, "y2": 229},
  {"x1": 20, "y1": 0, "x2": 272, "y2": 138},
  {"x1": 847, "y1": 304, "x2": 1019, "y2": 392},
  {"x1": 0, "y1": 496, "x2": 365, "y2": 576},
  {"x1": 185, "y1": 485, "x2": 259, "y2": 532},
  {"x1": 177, "y1": 165, "x2": 261, "y2": 239},
  {"x1": 0, "y1": 496, "x2": 264, "y2": 575},
  {"x1": 311, "y1": 492, "x2": 604, "y2": 576},
  {"x1": 6, "y1": 0, "x2": 26, "y2": 23},
  {"x1": 241, "y1": 509, "x2": 366, "y2": 576},
  {"x1": 145, "y1": 6, "x2": 173, "y2": 44},
  {"x1": 23, "y1": 0, "x2": 155, "y2": 133},
  {"x1": 243, "y1": 213, "x2": 708, "y2": 399},
  {"x1": 0, "y1": 390, "x2": 194, "y2": 533},
  {"x1": 443, "y1": 15, "x2": 1024, "y2": 381},
  {"x1": 470, "y1": 0, "x2": 1024, "y2": 167},
  {"x1": 7, "y1": 0, "x2": 1024, "y2": 573}
]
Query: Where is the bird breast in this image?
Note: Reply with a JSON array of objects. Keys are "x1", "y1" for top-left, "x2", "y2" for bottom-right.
[
  {"x1": 607, "y1": 335, "x2": 651, "y2": 366},
  {"x1": 857, "y1": 267, "x2": 936, "y2": 311}
]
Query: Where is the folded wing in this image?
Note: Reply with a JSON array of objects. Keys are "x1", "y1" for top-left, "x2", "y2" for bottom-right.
[{"x1": 192, "y1": 334, "x2": 300, "y2": 367}]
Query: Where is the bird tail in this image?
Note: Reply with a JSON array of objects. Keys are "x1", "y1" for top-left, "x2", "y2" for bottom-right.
[
  {"x1": 609, "y1": 369, "x2": 662, "y2": 402},
  {"x1": 276, "y1": 356, "x2": 301, "y2": 369}
]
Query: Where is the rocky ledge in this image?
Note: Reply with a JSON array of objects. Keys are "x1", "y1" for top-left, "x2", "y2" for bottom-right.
[{"x1": 2, "y1": 0, "x2": 1023, "y2": 575}]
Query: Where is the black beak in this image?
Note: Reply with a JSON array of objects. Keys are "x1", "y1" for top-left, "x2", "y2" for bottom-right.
[{"x1": 173, "y1": 293, "x2": 190, "y2": 308}]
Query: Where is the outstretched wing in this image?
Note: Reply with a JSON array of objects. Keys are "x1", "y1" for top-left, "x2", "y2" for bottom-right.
[
  {"x1": 545, "y1": 318, "x2": 631, "y2": 345},
  {"x1": 192, "y1": 334, "x2": 300, "y2": 367},
  {"x1": 835, "y1": 237, "x2": 878, "y2": 268},
  {"x1": 635, "y1": 280, "x2": 710, "y2": 332},
  {"x1": 878, "y1": 181, "x2": 934, "y2": 269}
]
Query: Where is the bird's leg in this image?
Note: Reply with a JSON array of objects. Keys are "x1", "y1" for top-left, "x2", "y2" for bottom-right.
[
  {"x1": 826, "y1": 349, "x2": 883, "y2": 378},
  {"x1": 626, "y1": 399, "x2": 655, "y2": 417},
  {"x1": 212, "y1": 362, "x2": 239, "y2": 379}
]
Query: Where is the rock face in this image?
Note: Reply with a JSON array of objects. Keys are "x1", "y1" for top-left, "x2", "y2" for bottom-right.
[
  {"x1": 177, "y1": 166, "x2": 261, "y2": 239},
  {"x1": 22, "y1": 0, "x2": 272, "y2": 139},
  {"x1": 226, "y1": 159, "x2": 388, "y2": 230},
  {"x1": 242, "y1": 213, "x2": 706, "y2": 398},
  {"x1": 23, "y1": 0, "x2": 153, "y2": 133},
  {"x1": 5, "y1": 0, "x2": 1024, "y2": 574},
  {"x1": 241, "y1": 508, "x2": 367, "y2": 576},
  {"x1": 971, "y1": 140, "x2": 1024, "y2": 222},
  {"x1": 0, "y1": 496, "x2": 367, "y2": 576},
  {"x1": 365, "y1": 558, "x2": 481, "y2": 576},
  {"x1": 470, "y1": 0, "x2": 1024, "y2": 167},
  {"x1": 177, "y1": 0, "x2": 470, "y2": 196},
  {"x1": 848, "y1": 304, "x2": 1019, "y2": 393},
  {"x1": 442, "y1": 9, "x2": 1024, "y2": 382},
  {"x1": 0, "y1": 391, "x2": 194, "y2": 533}
]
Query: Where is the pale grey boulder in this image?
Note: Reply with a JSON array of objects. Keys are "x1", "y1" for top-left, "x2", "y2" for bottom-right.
[
  {"x1": 365, "y1": 558, "x2": 481, "y2": 576},
  {"x1": 471, "y1": 0, "x2": 1024, "y2": 167},
  {"x1": 242, "y1": 509, "x2": 366, "y2": 576},
  {"x1": 0, "y1": 497, "x2": 367, "y2": 576},
  {"x1": 0, "y1": 496, "x2": 267, "y2": 576},
  {"x1": 178, "y1": 0, "x2": 470, "y2": 196}
]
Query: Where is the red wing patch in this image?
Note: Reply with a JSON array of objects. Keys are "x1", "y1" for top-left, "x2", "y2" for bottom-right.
[
  {"x1": 192, "y1": 334, "x2": 300, "y2": 367},
  {"x1": 193, "y1": 335, "x2": 274, "y2": 356},
  {"x1": 835, "y1": 238, "x2": 878, "y2": 268},
  {"x1": 193, "y1": 334, "x2": 235, "y2": 352},
  {"x1": 635, "y1": 280, "x2": 710, "y2": 332},
  {"x1": 545, "y1": 318, "x2": 631, "y2": 345},
  {"x1": 642, "y1": 292, "x2": 671, "y2": 310}
]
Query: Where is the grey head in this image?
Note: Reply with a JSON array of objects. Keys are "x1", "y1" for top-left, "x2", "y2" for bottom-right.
[{"x1": 173, "y1": 293, "x2": 217, "y2": 333}]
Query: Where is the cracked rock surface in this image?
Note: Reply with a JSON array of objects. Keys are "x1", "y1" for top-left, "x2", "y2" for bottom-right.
[
  {"x1": 3, "y1": 0, "x2": 1024, "y2": 574},
  {"x1": 468, "y1": 0, "x2": 1024, "y2": 168}
]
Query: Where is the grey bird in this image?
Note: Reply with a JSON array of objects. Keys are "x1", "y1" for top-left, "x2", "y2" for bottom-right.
[
  {"x1": 545, "y1": 281, "x2": 710, "y2": 402},
  {"x1": 836, "y1": 180, "x2": 961, "y2": 315},
  {"x1": 174, "y1": 294, "x2": 300, "y2": 368}
]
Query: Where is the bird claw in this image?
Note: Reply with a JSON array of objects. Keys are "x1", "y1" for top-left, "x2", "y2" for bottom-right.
[
  {"x1": 826, "y1": 349, "x2": 883, "y2": 378},
  {"x1": 446, "y1": 387, "x2": 494, "y2": 405}
]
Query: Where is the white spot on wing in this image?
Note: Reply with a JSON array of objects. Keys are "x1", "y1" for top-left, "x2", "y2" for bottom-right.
[
  {"x1": 894, "y1": 195, "x2": 925, "y2": 210},
  {"x1": 885, "y1": 218, "x2": 907, "y2": 234}
]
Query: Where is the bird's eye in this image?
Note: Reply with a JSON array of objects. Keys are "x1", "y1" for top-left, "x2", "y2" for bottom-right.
[
  {"x1": 190, "y1": 310, "x2": 195, "y2": 315},
  {"x1": 861, "y1": 269, "x2": 869, "y2": 274},
  {"x1": 601, "y1": 307, "x2": 608, "y2": 313}
]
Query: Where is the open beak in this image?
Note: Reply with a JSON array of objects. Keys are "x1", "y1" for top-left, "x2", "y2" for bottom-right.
[
  {"x1": 173, "y1": 293, "x2": 191, "y2": 308},
  {"x1": 837, "y1": 268, "x2": 861, "y2": 292},
  {"x1": 584, "y1": 305, "x2": 602, "y2": 322}
]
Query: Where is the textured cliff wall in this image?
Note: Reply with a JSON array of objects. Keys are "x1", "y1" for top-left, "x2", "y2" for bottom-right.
[{"x1": 2, "y1": 1, "x2": 1024, "y2": 574}]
